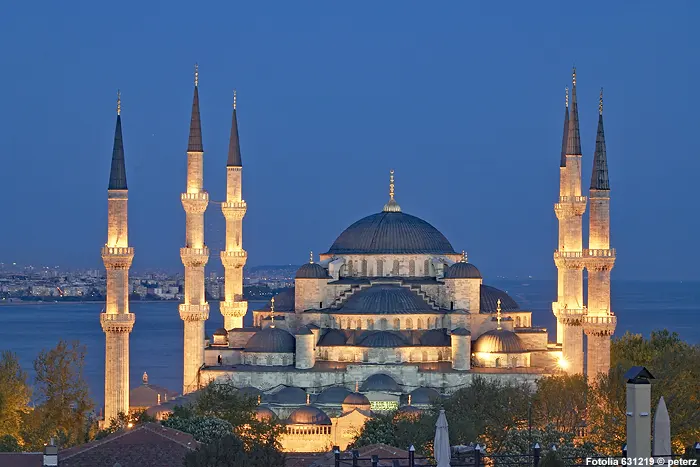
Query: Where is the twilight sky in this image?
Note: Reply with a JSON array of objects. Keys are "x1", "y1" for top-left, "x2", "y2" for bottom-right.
[{"x1": 0, "y1": 1, "x2": 696, "y2": 280}]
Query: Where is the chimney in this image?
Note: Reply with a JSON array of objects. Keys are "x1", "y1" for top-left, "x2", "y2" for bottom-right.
[
  {"x1": 624, "y1": 366, "x2": 655, "y2": 459},
  {"x1": 43, "y1": 438, "x2": 58, "y2": 466}
]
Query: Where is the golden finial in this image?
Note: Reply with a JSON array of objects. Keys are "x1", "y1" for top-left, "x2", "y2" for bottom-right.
[
  {"x1": 309, "y1": 251, "x2": 314, "y2": 264},
  {"x1": 389, "y1": 170, "x2": 395, "y2": 201},
  {"x1": 233, "y1": 90, "x2": 237, "y2": 110},
  {"x1": 117, "y1": 90, "x2": 121, "y2": 115},
  {"x1": 306, "y1": 393, "x2": 310, "y2": 405},
  {"x1": 408, "y1": 394, "x2": 412, "y2": 406},
  {"x1": 257, "y1": 394, "x2": 261, "y2": 405},
  {"x1": 461, "y1": 250, "x2": 467, "y2": 262},
  {"x1": 565, "y1": 87, "x2": 569, "y2": 108},
  {"x1": 270, "y1": 297, "x2": 275, "y2": 328},
  {"x1": 194, "y1": 63, "x2": 199, "y2": 87},
  {"x1": 572, "y1": 67, "x2": 576, "y2": 87},
  {"x1": 496, "y1": 298, "x2": 502, "y2": 330},
  {"x1": 599, "y1": 88, "x2": 603, "y2": 115},
  {"x1": 355, "y1": 381, "x2": 359, "y2": 392}
]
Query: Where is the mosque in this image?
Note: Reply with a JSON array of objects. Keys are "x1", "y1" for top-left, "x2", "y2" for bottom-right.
[{"x1": 100, "y1": 66, "x2": 616, "y2": 450}]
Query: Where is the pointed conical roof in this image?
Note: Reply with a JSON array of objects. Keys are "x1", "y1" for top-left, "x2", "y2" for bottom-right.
[
  {"x1": 590, "y1": 89, "x2": 609, "y2": 190},
  {"x1": 108, "y1": 93, "x2": 127, "y2": 190},
  {"x1": 227, "y1": 91, "x2": 242, "y2": 167},
  {"x1": 560, "y1": 87, "x2": 570, "y2": 167},
  {"x1": 187, "y1": 66, "x2": 203, "y2": 152},
  {"x1": 566, "y1": 68, "x2": 582, "y2": 156}
]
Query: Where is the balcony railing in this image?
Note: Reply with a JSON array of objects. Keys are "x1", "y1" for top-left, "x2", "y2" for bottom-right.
[
  {"x1": 101, "y1": 246, "x2": 134, "y2": 256},
  {"x1": 558, "y1": 195, "x2": 587, "y2": 203},
  {"x1": 181, "y1": 192, "x2": 209, "y2": 201}
]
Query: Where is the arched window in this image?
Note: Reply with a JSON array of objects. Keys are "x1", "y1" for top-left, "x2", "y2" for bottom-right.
[
  {"x1": 265, "y1": 355, "x2": 273, "y2": 366},
  {"x1": 395, "y1": 351, "x2": 402, "y2": 362},
  {"x1": 356, "y1": 320, "x2": 362, "y2": 330},
  {"x1": 450, "y1": 301, "x2": 454, "y2": 310},
  {"x1": 361, "y1": 259, "x2": 367, "y2": 276},
  {"x1": 422, "y1": 351, "x2": 428, "y2": 362},
  {"x1": 347, "y1": 261, "x2": 354, "y2": 276},
  {"x1": 424, "y1": 259, "x2": 430, "y2": 276},
  {"x1": 393, "y1": 318, "x2": 400, "y2": 330},
  {"x1": 368, "y1": 319, "x2": 375, "y2": 330},
  {"x1": 392, "y1": 260, "x2": 400, "y2": 275},
  {"x1": 437, "y1": 350, "x2": 444, "y2": 361},
  {"x1": 516, "y1": 316, "x2": 521, "y2": 327},
  {"x1": 339, "y1": 319, "x2": 345, "y2": 329},
  {"x1": 417, "y1": 318, "x2": 423, "y2": 330},
  {"x1": 511, "y1": 356, "x2": 518, "y2": 368},
  {"x1": 323, "y1": 350, "x2": 329, "y2": 360},
  {"x1": 348, "y1": 319, "x2": 354, "y2": 329},
  {"x1": 495, "y1": 357, "x2": 501, "y2": 368},
  {"x1": 363, "y1": 350, "x2": 369, "y2": 362},
  {"x1": 409, "y1": 260, "x2": 416, "y2": 276},
  {"x1": 405, "y1": 318, "x2": 413, "y2": 330},
  {"x1": 379, "y1": 318, "x2": 388, "y2": 330},
  {"x1": 377, "y1": 260, "x2": 384, "y2": 276}
]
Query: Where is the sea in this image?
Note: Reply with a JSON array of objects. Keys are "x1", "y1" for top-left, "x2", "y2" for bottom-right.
[{"x1": 1, "y1": 279, "x2": 698, "y2": 406}]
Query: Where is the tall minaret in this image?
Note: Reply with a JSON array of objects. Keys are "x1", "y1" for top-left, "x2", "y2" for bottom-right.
[
  {"x1": 101, "y1": 91, "x2": 135, "y2": 423},
  {"x1": 583, "y1": 89, "x2": 616, "y2": 378},
  {"x1": 179, "y1": 65, "x2": 210, "y2": 394},
  {"x1": 220, "y1": 90, "x2": 248, "y2": 330},
  {"x1": 553, "y1": 68, "x2": 586, "y2": 374}
]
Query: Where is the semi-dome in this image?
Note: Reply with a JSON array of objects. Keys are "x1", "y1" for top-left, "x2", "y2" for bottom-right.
[
  {"x1": 273, "y1": 386, "x2": 308, "y2": 404},
  {"x1": 473, "y1": 329, "x2": 527, "y2": 353},
  {"x1": 419, "y1": 329, "x2": 450, "y2": 346},
  {"x1": 338, "y1": 285, "x2": 439, "y2": 314},
  {"x1": 287, "y1": 406, "x2": 332, "y2": 425},
  {"x1": 255, "y1": 406, "x2": 276, "y2": 422},
  {"x1": 245, "y1": 328, "x2": 296, "y2": 353},
  {"x1": 360, "y1": 331, "x2": 407, "y2": 348},
  {"x1": 342, "y1": 392, "x2": 371, "y2": 412},
  {"x1": 360, "y1": 373, "x2": 401, "y2": 392},
  {"x1": 316, "y1": 386, "x2": 352, "y2": 404},
  {"x1": 295, "y1": 263, "x2": 330, "y2": 279},
  {"x1": 480, "y1": 285, "x2": 520, "y2": 312},
  {"x1": 409, "y1": 387, "x2": 441, "y2": 404},
  {"x1": 445, "y1": 262, "x2": 482, "y2": 279},
  {"x1": 325, "y1": 211, "x2": 455, "y2": 255},
  {"x1": 318, "y1": 329, "x2": 347, "y2": 346}
]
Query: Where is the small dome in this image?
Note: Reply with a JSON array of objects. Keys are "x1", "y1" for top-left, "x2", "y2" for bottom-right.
[
  {"x1": 338, "y1": 285, "x2": 438, "y2": 314},
  {"x1": 245, "y1": 328, "x2": 296, "y2": 353},
  {"x1": 213, "y1": 327, "x2": 228, "y2": 336},
  {"x1": 360, "y1": 373, "x2": 401, "y2": 392},
  {"x1": 409, "y1": 387, "x2": 441, "y2": 405},
  {"x1": 445, "y1": 262, "x2": 482, "y2": 279},
  {"x1": 273, "y1": 386, "x2": 308, "y2": 404},
  {"x1": 480, "y1": 285, "x2": 520, "y2": 312},
  {"x1": 473, "y1": 329, "x2": 527, "y2": 353},
  {"x1": 295, "y1": 263, "x2": 330, "y2": 279},
  {"x1": 397, "y1": 405, "x2": 423, "y2": 418},
  {"x1": 255, "y1": 406, "x2": 276, "y2": 422},
  {"x1": 360, "y1": 331, "x2": 407, "y2": 348},
  {"x1": 342, "y1": 392, "x2": 371, "y2": 412},
  {"x1": 316, "y1": 386, "x2": 352, "y2": 404},
  {"x1": 419, "y1": 329, "x2": 450, "y2": 346},
  {"x1": 287, "y1": 406, "x2": 332, "y2": 425},
  {"x1": 318, "y1": 329, "x2": 347, "y2": 346}
]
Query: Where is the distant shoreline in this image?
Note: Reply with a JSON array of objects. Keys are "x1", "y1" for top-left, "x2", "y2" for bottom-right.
[{"x1": 0, "y1": 298, "x2": 270, "y2": 307}]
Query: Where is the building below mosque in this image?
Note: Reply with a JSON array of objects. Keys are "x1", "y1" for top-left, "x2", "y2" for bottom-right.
[{"x1": 194, "y1": 175, "x2": 563, "y2": 451}]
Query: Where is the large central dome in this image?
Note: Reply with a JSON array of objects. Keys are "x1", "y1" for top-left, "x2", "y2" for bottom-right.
[{"x1": 325, "y1": 211, "x2": 455, "y2": 255}]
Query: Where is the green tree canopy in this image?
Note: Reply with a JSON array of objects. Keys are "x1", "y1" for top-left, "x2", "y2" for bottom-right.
[
  {"x1": 0, "y1": 351, "x2": 31, "y2": 441},
  {"x1": 532, "y1": 374, "x2": 587, "y2": 434},
  {"x1": 162, "y1": 416, "x2": 233, "y2": 445},
  {"x1": 184, "y1": 433, "x2": 285, "y2": 467}
]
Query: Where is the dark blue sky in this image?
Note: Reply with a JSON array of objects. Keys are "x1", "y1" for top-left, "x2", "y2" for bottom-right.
[{"x1": 0, "y1": 1, "x2": 696, "y2": 280}]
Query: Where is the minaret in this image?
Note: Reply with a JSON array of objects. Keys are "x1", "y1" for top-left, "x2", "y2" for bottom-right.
[
  {"x1": 220, "y1": 90, "x2": 248, "y2": 330},
  {"x1": 583, "y1": 89, "x2": 616, "y2": 378},
  {"x1": 101, "y1": 90, "x2": 135, "y2": 423},
  {"x1": 553, "y1": 68, "x2": 586, "y2": 374},
  {"x1": 180, "y1": 64, "x2": 210, "y2": 394}
]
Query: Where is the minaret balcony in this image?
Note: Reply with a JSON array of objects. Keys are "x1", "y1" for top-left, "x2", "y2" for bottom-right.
[
  {"x1": 100, "y1": 312, "x2": 135, "y2": 333},
  {"x1": 180, "y1": 247, "x2": 210, "y2": 267},
  {"x1": 101, "y1": 246, "x2": 134, "y2": 269},
  {"x1": 221, "y1": 250, "x2": 247, "y2": 268},
  {"x1": 583, "y1": 248, "x2": 616, "y2": 258},
  {"x1": 221, "y1": 201, "x2": 247, "y2": 220},
  {"x1": 179, "y1": 303, "x2": 210, "y2": 321},
  {"x1": 221, "y1": 301, "x2": 248, "y2": 318},
  {"x1": 553, "y1": 251, "x2": 585, "y2": 269},
  {"x1": 181, "y1": 192, "x2": 209, "y2": 214},
  {"x1": 583, "y1": 314, "x2": 617, "y2": 336},
  {"x1": 552, "y1": 305, "x2": 585, "y2": 325},
  {"x1": 554, "y1": 196, "x2": 587, "y2": 218}
]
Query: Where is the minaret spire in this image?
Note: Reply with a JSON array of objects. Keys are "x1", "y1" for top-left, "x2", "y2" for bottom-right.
[
  {"x1": 591, "y1": 88, "x2": 609, "y2": 190},
  {"x1": 560, "y1": 87, "x2": 570, "y2": 167},
  {"x1": 227, "y1": 90, "x2": 242, "y2": 167},
  {"x1": 188, "y1": 63, "x2": 203, "y2": 152},
  {"x1": 496, "y1": 298, "x2": 502, "y2": 330},
  {"x1": 566, "y1": 68, "x2": 582, "y2": 156},
  {"x1": 108, "y1": 90, "x2": 127, "y2": 190}
]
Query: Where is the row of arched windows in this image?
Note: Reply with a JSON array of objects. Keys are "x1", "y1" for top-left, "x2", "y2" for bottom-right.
[
  {"x1": 286, "y1": 426, "x2": 331, "y2": 435},
  {"x1": 342, "y1": 258, "x2": 432, "y2": 277},
  {"x1": 333, "y1": 316, "x2": 444, "y2": 331},
  {"x1": 320, "y1": 349, "x2": 449, "y2": 363}
]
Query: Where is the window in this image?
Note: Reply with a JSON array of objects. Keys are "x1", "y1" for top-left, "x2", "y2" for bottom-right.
[
  {"x1": 450, "y1": 301, "x2": 454, "y2": 310},
  {"x1": 393, "y1": 318, "x2": 400, "y2": 330},
  {"x1": 392, "y1": 260, "x2": 399, "y2": 275},
  {"x1": 377, "y1": 260, "x2": 384, "y2": 276},
  {"x1": 368, "y1": 319, "x2": 374, "y2": 330},
  {"x1": 495, "y1": 357, "x2": 501, "y2": 368},
  {"x1": 422, "y1": 351, "x2": 428, "y2": 362},
  {"x1": 516, "y1": 316, "x2": 521, "y2": 327},
  {"x1": 417, "y1": 318, "x2": 423, "y2": 330},
  {"x1": 424, "y1": 259, "x2": 430, "y2": 276},
  {"x1": 405, "y1": 318, "x2": 413, "y2": 330},
  {"x1": 348, "y1": 261, "x2": 354, "y2": 276},
  {"x1": 379, "y1": 318, "x2": 387, "y2": 330},
  {"x1": 361, "y1": 259, "x2": 367, "y2": 276},
  {"x1": 409, "y1": 260, "x2": 415, "y2": 276}
]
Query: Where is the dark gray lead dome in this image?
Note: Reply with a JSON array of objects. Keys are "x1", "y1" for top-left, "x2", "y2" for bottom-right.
[
  {"x1": 360, "y1": 373, "x2": 401, "y2": 392},
  {"x1": 480, "y1": 285, "x2": 520, "y2": 312},
  {"x1": 337, "y1": 285, "x2": 438, "y2": 314},
  {"x1": 295, "y1": 263, "x2": 330, "y2": 279},
  {"x1": 325, "y1": 211, "x2": 455, "y2": 255},
  {"x1": 445, "y1": 262, "x2": 482, "y2": 279},
  {"x1": 245, "y1": 327, "x2": 296, "y2": 353},
  {"x1": 360, "y1": 331, "x2": 407, "y2": 348}
]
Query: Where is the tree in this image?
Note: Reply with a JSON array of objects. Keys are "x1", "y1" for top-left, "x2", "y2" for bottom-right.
[
  {"x1": 0, "y1": 351, "x2": 31, "y2": 440},
  {"x1": 498, "y1": 424, "x2": 598, "y2": 466},
  {"x1": 184, "y1": 433, "x2": 285, "y2": 467},
  {"x1": 22, "y1": 340, "x2": 93, "y2": 449},
  {"x1": 532, "y1": 374, "x2": 587, "y2": 434},
  {"x1": 0, "y1": 434, "x2": 21, "y2": 452},
  {"x1": 350, "y1": 411, "x2": 437, "y2": 456},
  {"x1": 162, "y1": 416, "x2": 233, "y2": 444},
  {"x1": 94, "y1": 410, "x2": 157, "y2": 439}
]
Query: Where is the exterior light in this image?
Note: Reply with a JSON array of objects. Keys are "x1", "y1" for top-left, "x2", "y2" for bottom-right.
[
  {"x1": 127, "y1": 422, "x2": 133, "y2": 428},
  {"x1": 557, "y1": 356, "x2": 569, "y2": 370}
]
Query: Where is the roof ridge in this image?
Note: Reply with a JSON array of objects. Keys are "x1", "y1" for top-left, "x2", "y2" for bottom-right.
[
  {"x1": 61, "y1": 425, "x2": 147, "y2": 460},
  {"x1": 142, "y1": 423, "x2": 200, "y2": 450}
]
